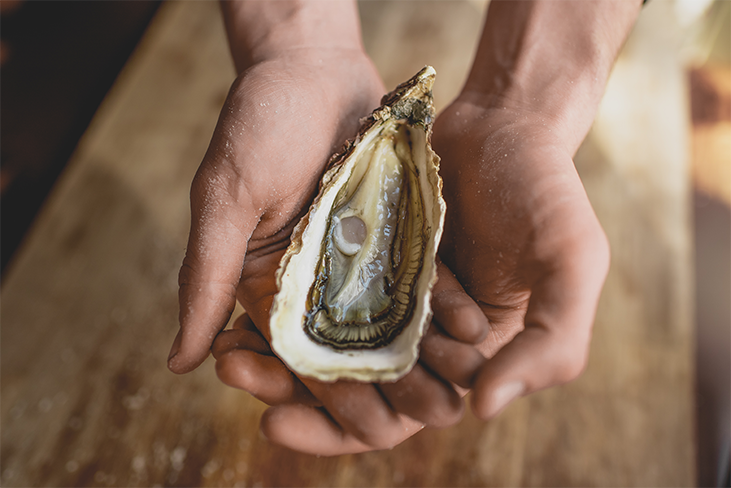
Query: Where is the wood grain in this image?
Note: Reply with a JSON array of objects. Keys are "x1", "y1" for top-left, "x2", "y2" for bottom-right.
[{"x1": 1, "y1": 1, "x2": 695, "y2": 486}]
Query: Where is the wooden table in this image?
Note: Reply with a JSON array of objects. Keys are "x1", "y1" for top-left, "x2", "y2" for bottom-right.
[{"x1": 1, "y1": 1, "x2": 696, "y2": 486}]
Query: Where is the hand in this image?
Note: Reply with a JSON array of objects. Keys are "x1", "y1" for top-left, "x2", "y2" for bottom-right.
[
  {"x1": 431, "y1": 96, "x2": 611, "y2": 419},
  {"x1": 211, "y1": 258, "x2": 490, "y2": 456},
  {"x1": 170, "y1": 49, "x2": 384, "y2": 370},
  {"x1": 169, "y1": 50, "x2": 487, "y2": 455}
]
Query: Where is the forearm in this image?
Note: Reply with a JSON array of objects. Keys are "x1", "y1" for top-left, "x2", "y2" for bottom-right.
[
  {"x1": 463, "y1": 0, "x2": 641, "y2": 152},
  {"x1": 220, "y1": 0, "x2": 365, "y2": 73}
]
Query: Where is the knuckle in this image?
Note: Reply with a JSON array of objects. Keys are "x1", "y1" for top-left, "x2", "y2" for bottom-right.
[
  {"x1": 552, "y1": 347, "x2": 589, "y2": 384},
  {"x1": 215, "y1": 350, "x2": 264, "y2": 397},
  {"x1": 427, "y1": 398, "x2": 465, "y2": 429},
  {"x1": 190, "y1": 165, "x2": 228, "y2": 205},
  {"x1": 177, "y1": 260, "x2": 198, "y2": 287},
  {"x1": 190, "y1": 167, "x2": 208, "y2": 195},
  {"x1": 575, "y1": 219, "x2": 611, "y2": 277},
  {"x1": 353, "y1": 417, "x2": 405, "y2": 451},
  {"x1": 586, "y1": 223, "x2": 611, "y2": 274},
  {"x1": 357, "y1": 428, "x2": 396, "y2": 451},
  {"x1": 214, "y1": 352, "x2": 240, "y2": 387}
]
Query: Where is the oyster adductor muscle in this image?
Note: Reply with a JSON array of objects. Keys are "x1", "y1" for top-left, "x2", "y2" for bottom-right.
[{"x1": 269, "y1": 66, "x2": 445, "y2": 382}]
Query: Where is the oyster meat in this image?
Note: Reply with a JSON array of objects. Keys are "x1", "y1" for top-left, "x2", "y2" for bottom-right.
[{"x1": 270, "y1": 66, "x2": 445, "y2": 382}]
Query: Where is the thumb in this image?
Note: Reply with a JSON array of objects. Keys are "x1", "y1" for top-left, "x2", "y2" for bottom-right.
[{"x1": 169, "y1": 163, "x2": 258, "y2": 374}]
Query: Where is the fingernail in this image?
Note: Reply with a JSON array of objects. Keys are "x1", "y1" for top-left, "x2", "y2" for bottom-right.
[
  {"x1": 489, "y1": 381, "x2": 525, "y2": 416},
  {"x1": 168, "y1": 331, "x2": 182, "y2": 364}
]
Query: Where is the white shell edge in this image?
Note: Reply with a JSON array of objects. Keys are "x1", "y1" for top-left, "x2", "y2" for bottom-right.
[{"x1": 269, "y1": 69, "x2": 445, "y2": 383}]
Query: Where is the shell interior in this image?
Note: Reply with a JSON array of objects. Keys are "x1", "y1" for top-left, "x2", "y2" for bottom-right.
[{"x1": 269, "y1": 66, "x2": 445, "y2": 382}]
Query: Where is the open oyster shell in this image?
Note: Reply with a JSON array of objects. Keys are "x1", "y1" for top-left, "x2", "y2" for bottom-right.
[{"x1": 270, "y1": 66, "x2": 445, "y2": 382}]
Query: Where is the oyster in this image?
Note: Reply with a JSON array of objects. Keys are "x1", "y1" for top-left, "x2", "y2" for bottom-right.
[{"x1": 270, "y1": 66, "x2": 445, "y2": 382}]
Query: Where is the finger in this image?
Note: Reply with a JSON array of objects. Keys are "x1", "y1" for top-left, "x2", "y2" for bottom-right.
[
  {"x1": 236, "y1": 253, "x2": 282, "y2": 342},
  {"x1": 261, "y1": 404, "x2": 423, "y2": 456},
  {"x1": 471, "y1": 242, "x2": 609, "y2": 419},
  {"x1": 419, "y1": 326, "x2": 486, "y2": 389},
  {"x1": 432, "y1": 261, "x2": 490, "y2": 343},
  {"x1": 216, "y1": 350, "x2": 320, "y2": 406},
  {"x1": 170, "y1": 164, "x2": 258, "y2": 374},
  {"x1": 378, "y1": 363, "x2": 464, "y2": 428},
  {"x1": 300, "y1": 379, "x2": 411, "y2": 450},
  {"x1": 211, "y1": 328, "x2": 271, "y2": 359},
  {"x1": 231, "y1": 312, "x2": 257, "y2": 330}
]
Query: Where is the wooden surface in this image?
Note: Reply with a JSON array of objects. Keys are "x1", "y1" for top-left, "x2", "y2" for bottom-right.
[
  {"x1": 1, "y1": 1, "x2": 695, "y2": 486},
  {"x1": 0, "y1": 0, "x2": 160, "y2": 273}
]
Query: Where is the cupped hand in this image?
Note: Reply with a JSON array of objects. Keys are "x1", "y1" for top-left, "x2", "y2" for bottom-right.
[
  {"x1": 169, "y1": 51, "x2": 487, "y2": 455},
  {"x1": 211, "y1": 257, "x2": 489, "y2": 455},
  {"x1": 170, "y1": 49, "x2": 385, "y2": 372},
  {"x1": 431, "y1": 96, "x2": 611, "y2": 419}
]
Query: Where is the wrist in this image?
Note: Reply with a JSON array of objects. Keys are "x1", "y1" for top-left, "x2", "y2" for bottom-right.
[
  {"x1": 462, "y1": 0, "x2": 640, "y2": 153},
  {"x1": 221, "y1": 0, "x2": 365, "y2": 73}
]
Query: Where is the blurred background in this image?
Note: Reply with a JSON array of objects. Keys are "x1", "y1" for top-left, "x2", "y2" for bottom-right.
[
  {"x1": 1, "y1": 0, "x2": 161, "y2": 273},
  {"x1": 0, "y1": 0, "x2": 731, "y2": 487},
  {"x1": 689, "y1": 1, "x2": 731, "y2": 484}
]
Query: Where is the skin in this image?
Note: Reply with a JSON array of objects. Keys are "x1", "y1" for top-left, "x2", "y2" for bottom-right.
[
  {"x1": 169, "y1": 0, "x2": 641, "y2": 455},
  {"x1": 433, "y1": 0, "x2": 641, "y2": 418}
]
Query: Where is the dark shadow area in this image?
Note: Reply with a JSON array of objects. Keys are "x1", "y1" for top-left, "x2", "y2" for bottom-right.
[
  {"x1": 694, "y1": 190, "x2": 731, "y2": 488},
  {"x1": 689, "y1": 48, "x2": 731, "y2": 485},
  {"x1": 1, "y1": 0, "x2": 160, "y2": 277}
]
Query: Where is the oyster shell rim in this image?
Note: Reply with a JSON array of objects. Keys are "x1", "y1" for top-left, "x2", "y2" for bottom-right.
[{"x1": 269, "y1": 66, "x2": 445, "y2": 383}]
